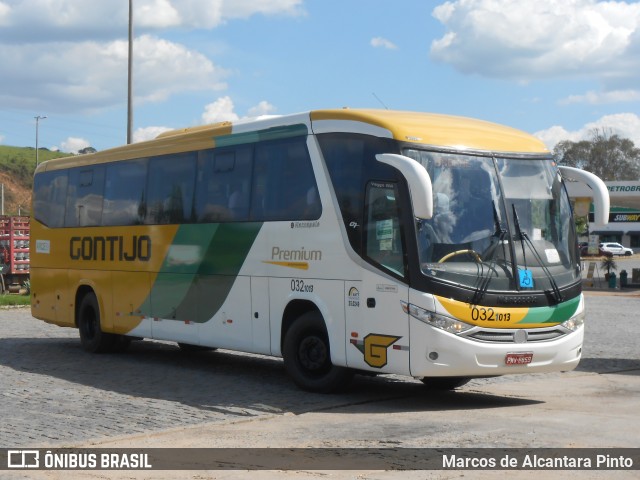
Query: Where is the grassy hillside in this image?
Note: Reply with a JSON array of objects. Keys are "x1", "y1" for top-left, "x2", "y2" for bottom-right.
[{"x1": 0, "y1": 145, "x2": 71, "y2": 215}]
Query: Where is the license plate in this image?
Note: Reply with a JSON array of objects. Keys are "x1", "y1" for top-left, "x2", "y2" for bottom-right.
[{"x1": 505, "y1": 352, "x2": 533, "y2": 366}]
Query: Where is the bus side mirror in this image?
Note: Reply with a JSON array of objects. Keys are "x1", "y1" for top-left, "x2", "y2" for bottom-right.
[
  {"x1": 558, "y1": 166, "x2": 610, "y2": 226},
  {"x1": 376, "y1": 153, "x2": 433, "y2": 219}
]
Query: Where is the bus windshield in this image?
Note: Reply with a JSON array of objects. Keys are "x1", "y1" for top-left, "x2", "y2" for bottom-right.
[{"x1": 404, "y1": 149, "x2": 579, "y2": 296}]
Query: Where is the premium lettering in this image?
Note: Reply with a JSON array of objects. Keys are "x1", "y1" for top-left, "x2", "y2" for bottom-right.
[
  {"x1": 271, "y1": 246, "x2": 322, "y2": 261},
  {"x1": 70, "y1": 235, "x2": 151, "y2": 262}
]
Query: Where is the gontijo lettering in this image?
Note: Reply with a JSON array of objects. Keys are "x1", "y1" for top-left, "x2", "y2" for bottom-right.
[{"x1": 70, "y1": 235, "x2": 151, "y2": 262}]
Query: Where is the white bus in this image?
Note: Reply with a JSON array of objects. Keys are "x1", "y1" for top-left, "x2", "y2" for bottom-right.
[{"x1": 30, "y1": 109, "x2": 609, "y2": 392}]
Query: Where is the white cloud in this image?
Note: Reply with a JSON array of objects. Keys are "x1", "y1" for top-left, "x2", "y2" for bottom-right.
[
  {"x1": 201, "y1": 96, "x2": 278, "y2": 124},
  {"x1": 0, "y1": 1, "x2": 304, "y2": 39},
  {"x1": 202, "y1": 96, "x2": 240, "y2": 124},
  {"x1": 132, "y1": 98, "x2": 276, "y2": 142},
  {"x1": 134, "y1": 35, "x2": 228, "y2": 103},
  {"x1": 0, "y1": 2, "x2": 10, "y2": 27},
  {"x1": 133, "y1": 126, "x2": 173, "y2": 143},
  {"x1": 0, "y1": 35, "x2": 227, "y2": 113},
  {"x1": 371, "y1": 37, "x2": 397, "y2": 50},
  {"x1": 247, "y1": 100, "x2": 276, "y2": 118},
  {"x1": 0, "y1": 1, "x2": 301, "y2": 114},
  {"x1": 136, "y1": 0, "x2": 183, "y2": 29},
  {"x1": 430, "y1": 0, "x2": 640, "y2": 99},
  {"x1": 534, "y1": 113, "x2": 640, "y2": 150},
  {"x1": 60, "y1": 136, "x2": 90, "y2": 154},
  {"x1": 0, "y1": 133, "x2": 4, "y2": 144},
  {"x1": 560, "y1": 89, "x2": 640, "y2": 105}
]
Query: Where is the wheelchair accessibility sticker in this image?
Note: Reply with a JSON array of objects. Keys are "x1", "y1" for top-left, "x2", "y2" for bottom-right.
[{"x1": 519, "y1": 269, "x2": 534, "y2": 289}]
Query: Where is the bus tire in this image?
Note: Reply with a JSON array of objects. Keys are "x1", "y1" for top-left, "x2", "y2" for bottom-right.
[
  {"x1": 78, "y1": 292, "x2": 115, "y2": 353},
  {"x1": 420, "y1": 377, "x2": 470, "y2": 390},
  {"x1": 283, "y1": 311, "x2": 353, "y2": 393}
]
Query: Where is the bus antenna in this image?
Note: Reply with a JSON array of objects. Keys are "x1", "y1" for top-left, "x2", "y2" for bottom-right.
[{"x1": 372, "y1": 92, "x2": 389, "y2": 110}]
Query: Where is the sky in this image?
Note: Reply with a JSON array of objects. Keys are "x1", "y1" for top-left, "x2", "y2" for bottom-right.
[{"x1": 1, "y1": 0, "x2": 639, "y2": 154}]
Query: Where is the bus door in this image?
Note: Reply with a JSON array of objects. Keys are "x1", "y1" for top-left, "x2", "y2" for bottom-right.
[{"x1": 345, "y1": 181, "x2": 410, "y2": 373}]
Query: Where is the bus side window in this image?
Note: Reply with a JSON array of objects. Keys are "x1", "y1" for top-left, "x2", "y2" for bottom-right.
[
  {"x1": 194, "y1": 147, "x2": 252, "y2": 222},
  {"x1": 33, "y1": 170, "x2": 69, "y2": 228},
  {"x1": 102, "y1": 159, "x2": 148, "y2": 226},
  {"x1": 364, "y1": 182, "x2": 406, "y2": 278},
  {"x1": 145, "y1": 153, "x2": 197, "y2": 225},
  {"x1": 65, "y1": 167, "x2": 105, "y2": 227},
  {"x1": 251, "y1": 137, "x2": 320, "y2": 221}
]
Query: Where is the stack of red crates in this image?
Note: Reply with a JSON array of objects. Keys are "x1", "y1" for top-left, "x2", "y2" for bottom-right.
[{"x1": 0, "y1": 215, "x2": 30, "y2": 276}]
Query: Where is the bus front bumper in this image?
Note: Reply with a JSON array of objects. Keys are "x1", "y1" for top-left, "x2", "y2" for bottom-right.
[{"x1": 409, "y1": 318, "x2": 584, "y2": 378}]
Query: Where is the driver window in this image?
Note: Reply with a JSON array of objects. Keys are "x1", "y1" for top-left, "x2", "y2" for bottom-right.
[{"x1": 364, "y1": 181, "x2": 406, "y2": 278}]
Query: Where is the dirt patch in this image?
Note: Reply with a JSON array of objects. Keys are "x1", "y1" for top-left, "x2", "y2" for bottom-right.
[{"x1": 0, "y1": 170, "x2": 31, "y2": 215}]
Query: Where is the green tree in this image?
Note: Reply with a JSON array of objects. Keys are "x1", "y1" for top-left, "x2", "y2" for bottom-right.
[{"x1": 553, "y1": 129, "x2": 640, "y2": 181}]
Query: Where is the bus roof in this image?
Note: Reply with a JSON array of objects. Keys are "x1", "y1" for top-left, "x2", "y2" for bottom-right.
[
  {"x1": 36, "y1": 109, "x2": 548, "y2": 172},
  {"x1": 310, "y1": 109, "x2": 549, "y2": 154}
]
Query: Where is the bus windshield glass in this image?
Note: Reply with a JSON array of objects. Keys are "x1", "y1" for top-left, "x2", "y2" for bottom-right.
[{"x1": 404, "y1": 149, "x2": 579, "y2": 294}]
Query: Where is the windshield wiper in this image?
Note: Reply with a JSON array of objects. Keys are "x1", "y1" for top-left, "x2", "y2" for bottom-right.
[
  {"x1": 512, "y1": 204, "x2": 563, "y2": 303},
  {"x1": 471, "y1": 202, "x2": 508, "y2": 305}
]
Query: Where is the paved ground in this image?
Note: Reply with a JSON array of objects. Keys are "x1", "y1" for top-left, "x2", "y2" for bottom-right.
[{"x1": 1, "y1": 289, "x2": 639, "y2": 479}]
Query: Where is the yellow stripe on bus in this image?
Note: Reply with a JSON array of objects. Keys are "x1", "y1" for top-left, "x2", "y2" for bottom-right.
[
  {"x1": 262, "y1": 261, "x2": 309, "y2": 270},
  {"x1": 435, "y1": 295, "x2": 529, "y2": 328}
]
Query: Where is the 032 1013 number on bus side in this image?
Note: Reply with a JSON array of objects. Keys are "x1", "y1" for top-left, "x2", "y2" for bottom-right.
[
  {"x1": 470, "y1": 306, "x2": 511, "y2": 322},
  {"x1": 291, "y1": 279, "x2": 314, "y2": 293}
]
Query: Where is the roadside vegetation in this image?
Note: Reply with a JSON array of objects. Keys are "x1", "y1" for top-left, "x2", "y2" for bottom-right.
[
  {"x1": 0, "y1": 145, "x2": 71, "y2": 215},
  {"x1": 0, "y1": 293, "x2": 30, "y2": 307}
]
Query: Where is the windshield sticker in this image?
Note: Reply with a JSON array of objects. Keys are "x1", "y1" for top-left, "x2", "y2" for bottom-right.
[
  {"x1": 519, "y1": 269, "x2": 534, "y2": 289},
  {"x1": 376, "y1": 219, "x2": 393, "y2": 240},
  {"x1": 545, "y1": 249, "x2": 561, "y2": 264}
]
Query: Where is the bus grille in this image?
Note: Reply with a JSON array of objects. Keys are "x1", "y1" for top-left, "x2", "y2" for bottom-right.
[{"x1": 464, "y1": 327, "x2": 567, "y2": 343}]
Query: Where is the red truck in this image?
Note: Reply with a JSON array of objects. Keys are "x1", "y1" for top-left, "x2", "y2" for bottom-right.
[{"x1": 0, "y1": 215, "x2": 30, "y2": 292}]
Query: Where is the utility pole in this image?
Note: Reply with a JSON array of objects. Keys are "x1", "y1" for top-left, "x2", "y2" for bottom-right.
[
  {"x1": 35, "y1": 115, "x2": 47, "y2": 167},
  {"x1": 127, "y1": 0, "x2": 134, "y2": 144}
]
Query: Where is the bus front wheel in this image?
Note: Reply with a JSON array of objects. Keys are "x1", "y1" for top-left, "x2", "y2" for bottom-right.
[
  {"x1": 283, "y1": 311, "x2": 353, "y2": 393},
  {"x1": 78, "y1": 292, "x2": 115, "y2": 353}
]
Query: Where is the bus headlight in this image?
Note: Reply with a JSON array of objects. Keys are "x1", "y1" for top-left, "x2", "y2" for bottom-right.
[
  {"x1": 401, "y1": 302, "x2": 473, "y2": 334},
  {"x1": 561, "y1": 309, "x2": 585, "y2": 332}
]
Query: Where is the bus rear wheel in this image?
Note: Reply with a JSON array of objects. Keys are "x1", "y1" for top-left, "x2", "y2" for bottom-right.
[
  {"x1": 420, "y1": 377, "x2": 471, "y2": 390},
  {"x1": 78, "y1": 292, "x2": 116, "y2": 353},
  {"x1": 283, "y1": 311, "x2": 353, "y2": 393}
]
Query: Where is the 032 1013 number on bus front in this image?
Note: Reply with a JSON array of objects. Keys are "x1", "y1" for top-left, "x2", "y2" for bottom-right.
[{"x1": 470, "y1": 306, "x2": 511, "y2": 322}]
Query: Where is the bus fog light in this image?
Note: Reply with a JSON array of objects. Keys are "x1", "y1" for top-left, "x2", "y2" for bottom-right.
[
  {"x1": 401, "y1": 301, "x2": 473, "y2": 334},
  {"x1": 428, "y1": 351, "x2": 439, "y2": 361}
]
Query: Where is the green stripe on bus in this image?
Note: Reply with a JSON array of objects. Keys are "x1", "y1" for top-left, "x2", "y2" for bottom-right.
[
  {"x1": 215, "y1": 124, "x2": 308, "y2": 148},
  {"x1": 518, "y1": 296, "x2": 580, "y2": 325},
  {"x1": 141, "y1": 222, "x2": 263, "y2": 323}
]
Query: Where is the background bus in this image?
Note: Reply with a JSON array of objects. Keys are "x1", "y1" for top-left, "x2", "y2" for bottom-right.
[{"x1": 30, "y1": 109, "x2": 609, "y2": 392}]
